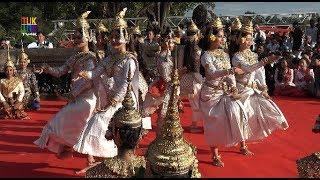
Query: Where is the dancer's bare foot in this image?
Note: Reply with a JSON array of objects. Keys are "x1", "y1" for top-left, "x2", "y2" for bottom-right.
[
  {"x1": 75, "y1": 162, "x2": 101, "y2": 175},
  {"x1": 87, "y1": 155, "x2": 96, "y2": 166},
  {"x1": 212, "y1": 155, "x2": 224, "y2": 167},
  {"x1": 240, "y1": 145, "x2": 254, "y2": 156},
  {"x1": 281, "y1": 122, "x2": 289, "y2": 130}
]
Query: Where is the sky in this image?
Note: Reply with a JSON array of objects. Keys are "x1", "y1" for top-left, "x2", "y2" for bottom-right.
[{"x1": 185, "y1": 2, "x2": 320, "y2": 16}]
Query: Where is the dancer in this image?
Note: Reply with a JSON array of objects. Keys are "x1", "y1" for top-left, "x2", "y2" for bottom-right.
[
  {"x1": 231, "y1": 18, "x2": 289, "y2": 143},
  {"x1": 74, "y1": 7, "x2": 140, "y2": 170},
  {"x1": 34, "y1": 11, "x2": 97, "y2": 159},
  {"x1": 85, "y1": 67, "x2": 145, "y2": 178},
  {"x1": 180, "y1": 20, "x2": 203, "y2": 133},
  {"x1": 0, "y1": 48, "x2": 29, "y2": 120},
  {"x1": 199, "y1": 17, "x2": 251, "y2": 167},
  {"x1": 16, "y1": 44, "x2": 41, "y2": 111},
  {"x1": 141, "y1": 27, "x2": 176, "y2": 135}
]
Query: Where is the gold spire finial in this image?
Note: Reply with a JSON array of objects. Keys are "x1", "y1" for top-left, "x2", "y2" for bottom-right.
[
  {"x1": 212, "y1": 17, "x2": 224, "y2": 29},
  {"x1": 111, "y1": 65, "x2": 142, "y2": 129},
  {"x1": 231, "y1": 17, "x2": 242, "y2": 30},
  {"x1": 241, "y1": 18, "x2": 253, "y2": 34},
  {"x1": 146, "y1": 66, "x2": 201, "y2": 177}
]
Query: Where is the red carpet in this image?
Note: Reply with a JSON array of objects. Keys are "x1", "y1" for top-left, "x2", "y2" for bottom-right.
[{"x1": 0, "y1": 96, "x2": 319, "y2": 178}]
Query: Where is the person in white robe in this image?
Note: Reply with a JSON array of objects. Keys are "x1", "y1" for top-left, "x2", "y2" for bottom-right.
[
  {"x1": 199, "y1": 17, "x2": 251, "y2": 167},
  {"x1": 231, "y1": 19, "x2": 289, "y2": 143},
  {"x1": 34, "y1": 11, "x2": 97, "y2": 160}
]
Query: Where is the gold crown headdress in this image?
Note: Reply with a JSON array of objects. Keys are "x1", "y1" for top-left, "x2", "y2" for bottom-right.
[
  {"x1": 76, "y1": 11, "x2": 91, "y2": 42},
  {"x1": 5, "y1": 45, "x2": 15, "y2": 68},
  {"x1": 96, "y1": 21, "x2": 108, "y2": 33},
  {"x1": 212, "y1": 17, "x2": 224, "y2": 29},
  {"x1": 113, "y1": 7, "x2": 128, "y2": 29},
  {"x1": 146, "y1": 65, "x2": 201, "y2": 177},
  {"x1": 231, "y1": 17, "x2": 242, "y2": 30},
  {"x1": 187, "y1": 20, "x2": 199, "y2": 34},
  {"x1": 132, "y1": 25, "x2": 141, "y2": 35},
  {"x1": 112, "y1": 8, "x2": 128, "y2": 43},
  {"x1": 18, "y1": 41, "x2": 30, "y2": 64},
  {"x1": 241, "y1": 18, "x2": 253, "y2": 34},
  {"x1": 111, "y1": 66, "x2": 142, "y2": 129}
]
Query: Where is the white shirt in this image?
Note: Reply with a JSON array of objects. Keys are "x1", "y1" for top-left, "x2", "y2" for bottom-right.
[{"x1": 27, "y1": 41, "x2": 53, "y2": 49}]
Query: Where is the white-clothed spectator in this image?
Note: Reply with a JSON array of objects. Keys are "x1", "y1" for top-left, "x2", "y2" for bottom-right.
[{"x1": 27, "y1": 31, "x2": 53, "y2": 49}]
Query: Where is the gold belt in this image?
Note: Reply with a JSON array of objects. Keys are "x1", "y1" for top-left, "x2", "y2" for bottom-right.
[
  {"x1": 239, "y1": 81, "x2": 258, "y2": 89},
  {"x1": 204, "y1": 81, "x2": 231, "y2": 92}
]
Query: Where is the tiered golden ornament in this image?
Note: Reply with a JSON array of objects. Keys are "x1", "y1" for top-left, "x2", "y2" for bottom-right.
[
  {"x1": 146, "y1": 66, "x2": 201, "y2": 178},
  {"x1": 296, "y1": 152, "x2": 320, "y2": 178}
]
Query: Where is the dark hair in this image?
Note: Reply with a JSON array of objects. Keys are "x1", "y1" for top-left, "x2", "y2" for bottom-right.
[
  {"x1": 277, "y1": 58, "x2": 288, "y2": 82},
  {"x1": 198, "y1": 26, "x2": 220, "y2": 51},
  {"x1": 313, "y1": 53, "x2": 320, "y2": 60},
  {"x1": 36, "y1": 31, "x2": 44, "y2": 36},
  {"x1": 115, "y1": 125, "x2": 142, "y2": 155},
  {"x1": 230, "y1": 31, "x2": 252, "y2": 54},
  {"x1": 183, "y1": 37, "x2": 200, "y2": 73}
]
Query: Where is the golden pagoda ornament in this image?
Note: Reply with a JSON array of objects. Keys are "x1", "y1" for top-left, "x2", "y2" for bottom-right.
[
  {"x1": 146, "y1": 60, "x2": 201, "y2": 178},
  {"x1": 85, "y1": 67, "x2": 145, "y2": 178}
]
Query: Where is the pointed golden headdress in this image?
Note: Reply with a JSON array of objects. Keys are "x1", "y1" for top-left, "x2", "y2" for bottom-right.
[
  {"x1": 231, "y1": 17, "x2": 242, "y2": 30},
  {"x1": 96, "y1": 21, "x2": 108, "y2": 33},
  {"x1": 18, "y1": 42, "x2": 30, "y2": 64},
  {"x1": 112, "y1": 8, "x2": 129, "y2": 43},
  {"x1": 76, "y1": 11, "x2": 91, "y2": 41},
  {"x1": 212, "y1": 17, "x2": 224, "y2": 29},
  {"x1": 113, "y1": 7, "x2": 128, "y2": 29},
  {"x1": 241, "y1": 18, "x2": 253, "y2": 34},
  {"x1": 187, "y1": 20, "x2": 199, "y2": 34},
  {"x1": 146, "y1": 64, "x2": 201, "y2": 177},
  {"x1": 111, "y1": 66, "x2": 142, "y2": 129},
  {"x1": 5, "y1": 45, "x2": 15, "y2": 68}
]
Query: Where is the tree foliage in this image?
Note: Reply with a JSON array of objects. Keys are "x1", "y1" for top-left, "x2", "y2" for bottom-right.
[{"x1": 0, "y1": 2, "x2": 212, "y2": 43}]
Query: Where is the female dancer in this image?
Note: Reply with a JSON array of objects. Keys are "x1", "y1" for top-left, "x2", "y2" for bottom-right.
[
  {"x1": 199, "y1": 17, "x2": 250, "y2": 167},
  {"x1": 180, "y1": 20, "x2": 204, "y2": 132},
  {"x1": 73, "y1": 8, "x2": 140, "y2": 170},
  {"x1": 231, "y1": 19, "x2": 289, "y2": 143},
  {"x1": 141, "y1": 27, "x2": 176, "y2": 135},
  {"x1": 34, "y1": 11, "x2": 97, "y2": 159}
]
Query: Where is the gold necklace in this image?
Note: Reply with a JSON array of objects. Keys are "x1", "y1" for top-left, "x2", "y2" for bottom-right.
[
  {"x1": 208, "y1": 49, "x2": 230, "y2": 70},
  {"x1": 237, "y1": 49, "x2": 257, "y2": 65}
]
